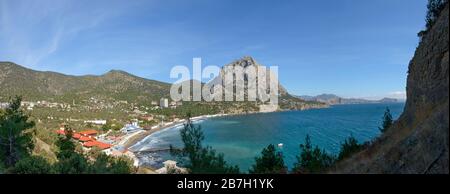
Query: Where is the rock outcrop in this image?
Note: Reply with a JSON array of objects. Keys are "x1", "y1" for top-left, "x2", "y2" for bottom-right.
[{"x1": 334, "y1": 4, "x2": 449, "y2": 174}]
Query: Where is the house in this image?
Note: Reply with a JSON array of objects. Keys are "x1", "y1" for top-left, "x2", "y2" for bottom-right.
[
  {"x1": 79, "y1": 136, "x2": 95, "y2": 142},
  {"x1": 83, "y1": 140, "x2": 112, "y2": 150},
  {"x1": 84, "y1": 120, "x2": 107, "y2": 125}
]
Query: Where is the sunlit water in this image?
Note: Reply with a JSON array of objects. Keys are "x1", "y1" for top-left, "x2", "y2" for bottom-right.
[{"x1": 130, "y1": 103, "x2": 405, "y2": 172}]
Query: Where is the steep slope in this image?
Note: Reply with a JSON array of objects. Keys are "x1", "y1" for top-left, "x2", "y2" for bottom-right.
[
  {"x1": 334, "y1": 4, "x2": 449, "y2": 174},
  {"x1": 0, "y1": 62, "x2": 172, "y2": 104},
  {"x1": 205, "y1": 56, "x2": 324, "y2": 110}
]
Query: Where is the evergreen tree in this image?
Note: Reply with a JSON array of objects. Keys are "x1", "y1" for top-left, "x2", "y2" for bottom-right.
[
  {"x1": 249, "y1": 144, "x2": 287, "y2": 174},
  {"x1": 173, "y1": 117, "x2": 239, "y2": 174},
  {"x1": 337, "y1": 135, "x2": 363, "y2": 161},
  {"x1": 54, "y1": 126, "x2": 89, "y2": 174},
  {"x1": 0, "y1": 96, "x2": 35, "y2": 167},
  {"x1": 379, "y1": 107, "x2": 393, "y2": 133},
  {"x1": 12, "y1": 155, "x2": 54, "y2": 174},
  {"x1": 292, "y1": 135, "x2": 335, "y2": 174}
]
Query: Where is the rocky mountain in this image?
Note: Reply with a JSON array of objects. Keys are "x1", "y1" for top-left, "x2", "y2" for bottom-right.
[
  {"x1": 334, "y1": 3, "x2": 449, "y2": 173},
  {"x1": 298, "y1": 94, "x2": 398, "y2": 105},
  {"x1": 0, "y1": 57, "x2": 325, "y2": 111}
]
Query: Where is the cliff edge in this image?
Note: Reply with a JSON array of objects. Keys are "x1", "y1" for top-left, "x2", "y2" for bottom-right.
[{"x1": 334, "y1": 4, "x2": 449, "y2": 174}]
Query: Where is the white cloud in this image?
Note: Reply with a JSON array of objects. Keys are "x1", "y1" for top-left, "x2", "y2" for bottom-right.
[{"x1": 387, "y1": 91, "x2": 407, "y2": 99}]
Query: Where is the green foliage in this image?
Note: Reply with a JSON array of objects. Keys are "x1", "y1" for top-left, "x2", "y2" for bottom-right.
[
  {"x1": 101, "y1": 120, "x2": 122, "y2": 131},
  {"x1": 292, "y1": 135, "x2": 335, "y2": 174},
  {"x1": 379, "y1": 107, "x2": 393, "y2": 133},
  {"x1": 0, "y1": 96, "x2": 35, "y2": 167},
  {"x1": 108, "y1": 157, "x2": 133, "y2": 174},
  {"x1": 173, "y1": 118, "x2": 239, "y2": 174},
  {"x1": 337, "y1": 135, "x2": 364, "y2": 161},
  {"x1": 52, "y1": 128, "x2": 133, "y2": 174},
  {"x1": 426, "y1": 0, "x2": 448, "y2": 29},
  {"x1": 249, "y1": 144, "x2": 287, "y2": 174},
  {"x1": 88, "y1": 152, "x2": 133, "y2": 174},
  {"x1": 12, "y1": 155, "x2": 54, "y2": 174}
]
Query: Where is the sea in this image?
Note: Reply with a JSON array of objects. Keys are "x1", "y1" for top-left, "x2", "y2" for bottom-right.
[{"x1": 130, "y1": 102, "x2": 405, "y2": 172}]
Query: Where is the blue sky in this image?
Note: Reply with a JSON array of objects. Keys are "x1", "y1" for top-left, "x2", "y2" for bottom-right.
[{"x1": 0, "y1": 0, "x2": 428, "y2": 99}]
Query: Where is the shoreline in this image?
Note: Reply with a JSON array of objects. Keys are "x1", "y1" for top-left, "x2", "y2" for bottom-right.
[
  {"x1": 122, "y1": 105, "x2": 330, "y2": 152},
  {"x1": 121, "y1": 113, "x2": 229, "y2": 150}
]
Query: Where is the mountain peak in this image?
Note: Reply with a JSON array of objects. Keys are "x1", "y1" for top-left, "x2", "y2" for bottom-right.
[
  {"x1": 104, "y1": 69, "x2": 132, "y2": 77},
  {"x1": 228, "y1": 56, "x2": 259, "y2": 68}
]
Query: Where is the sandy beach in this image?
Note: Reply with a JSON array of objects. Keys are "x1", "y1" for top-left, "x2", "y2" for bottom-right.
[{"x1": 122, "y1": 114, "x2": 228, "y2": 150}]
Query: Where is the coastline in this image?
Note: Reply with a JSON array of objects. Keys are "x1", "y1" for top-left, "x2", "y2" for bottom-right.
[
  {"x1": 121, "y1": 113, "x2": 229, "y2": 150},
  {"x1": 122, "y1": 104, "x2": 330, "y2": 153}
]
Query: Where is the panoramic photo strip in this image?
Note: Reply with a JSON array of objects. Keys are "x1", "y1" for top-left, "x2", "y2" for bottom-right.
[{"x1": 0, "y1": 0, "x2": 448, "y2": 193}]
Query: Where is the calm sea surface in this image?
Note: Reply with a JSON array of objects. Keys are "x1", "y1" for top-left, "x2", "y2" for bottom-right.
[{"x1": 131, "y1": 103, "x2": 405, "y2": 172}]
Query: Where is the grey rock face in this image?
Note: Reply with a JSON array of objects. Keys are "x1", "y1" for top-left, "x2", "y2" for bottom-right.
[{"x1": 334, "y1": 4, "x2": 449, "y2": 174}]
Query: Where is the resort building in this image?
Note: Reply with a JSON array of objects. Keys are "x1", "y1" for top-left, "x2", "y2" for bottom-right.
[{"x1": 120, "y1": 120, "x2": 143, "y2": 134}]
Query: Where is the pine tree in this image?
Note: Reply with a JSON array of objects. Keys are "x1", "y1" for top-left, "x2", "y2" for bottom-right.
[
  {"x1": 0, "y1": 96, "x2": 35, "y2": 167},
  {"x1": 379, "y1": 107, "x2": 393, "y2": 133},
  {"x1": 249, "y1": 144, "x2": 287, "y2": 174},
  {"x1": 54, "y1": 125, "x2": 89, "y2": 174},
  {"x1": 337, "y1": 135, "x2": 363, "y2": 161},
  {"x1": 292, "y1": 135, "x2": 335, "y2": 174},
  {"x1": 12, "y1": 155, "x2": 54, "y2": 174},
  {"x1": 173, "y1": 117, "x2": 239, "y2": 174}
]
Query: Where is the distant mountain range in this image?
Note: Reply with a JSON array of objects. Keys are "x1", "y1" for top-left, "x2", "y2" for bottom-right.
[
  {"x1": 296, "y1": 94, "x2": 400, "y2": 105},
  {"x1": 0, "y1": 57, "x2": 325, "y2": 111}
]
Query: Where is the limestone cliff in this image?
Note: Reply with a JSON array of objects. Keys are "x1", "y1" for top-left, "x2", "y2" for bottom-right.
[{"x1": 334, "y1": 4, "x2": 449, "y2": 174}]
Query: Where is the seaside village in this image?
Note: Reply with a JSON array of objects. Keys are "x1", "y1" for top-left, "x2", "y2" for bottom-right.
[{"x1": 1, "y1": 97, "x2": 193, "y2": 173}]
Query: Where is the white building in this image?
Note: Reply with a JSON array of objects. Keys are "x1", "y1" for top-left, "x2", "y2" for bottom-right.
[
  {"x1": 0, "y1": 102, "x2": 10, "y2": 109},
  {"x1": 84, "y1": 120, "x2": 107, "y2": 125},
  {"x1": 160, "y1": 98, "x2": 169, "y2": 108},
  {"x1": 120, "y1": 120, "x2": 142, "y2": 134}
]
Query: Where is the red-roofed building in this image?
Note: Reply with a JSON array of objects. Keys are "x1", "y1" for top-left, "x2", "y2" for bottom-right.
[
  {"x1": 83, "y1": 140, "x2": 112, "y2": 150},
  {"x1": 73, "y1": 133, "x2": 81, "y2": 139},
  {"x1": 79, "y1": 136, "x2": 95, "y2": 142},
  {"x1": 79, "y1": 129, "x2": 98, "y2": 136}
]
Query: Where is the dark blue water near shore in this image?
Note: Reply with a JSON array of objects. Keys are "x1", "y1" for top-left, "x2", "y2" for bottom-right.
[{"x1": 132, "y1": 103, "x2": 405, "y2": 172}]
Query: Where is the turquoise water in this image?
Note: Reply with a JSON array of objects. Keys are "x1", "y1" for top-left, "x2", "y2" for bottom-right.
[{"x1": 131, "y1": 103, "x2": 405, "y2": 171}]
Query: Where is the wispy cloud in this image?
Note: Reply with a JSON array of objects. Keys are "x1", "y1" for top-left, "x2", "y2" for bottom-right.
[
  {"x1": 0, "y1": 0, "x2": 128, "y2": 68},
  {"x1": 387, "y1": 91, "x2": 407, "y2": 99}
]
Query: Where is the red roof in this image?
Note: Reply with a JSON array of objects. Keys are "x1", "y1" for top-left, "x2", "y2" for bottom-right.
[
  {"x1": 79, "y1": 129, "x2": 98, "y2": 136},
  {"x1": 96, "y1": 142, "x2": 112, "y2": 149},
  {"x1": 72, "y1": 133, "x2": 81, "y2": 139},
  {"x1": 83, "y1": 140, "x2": 112, "y2": 150},
  {"x1": 79, "y1": 136, "x2": 95, "y2": 142}
]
